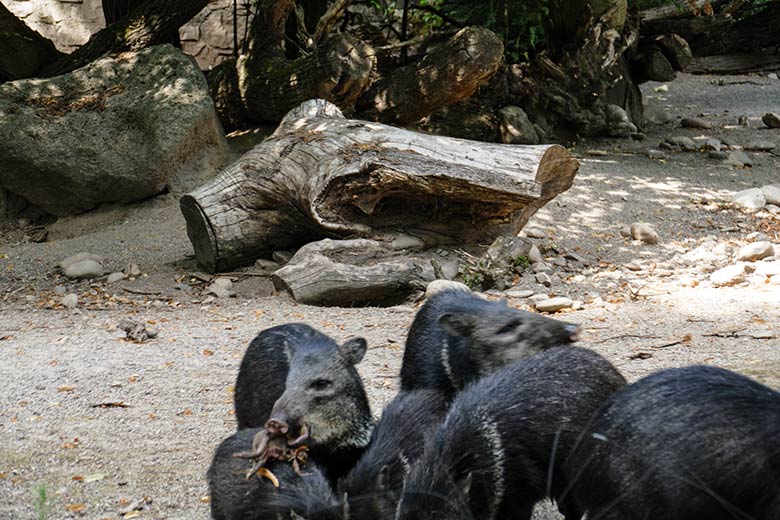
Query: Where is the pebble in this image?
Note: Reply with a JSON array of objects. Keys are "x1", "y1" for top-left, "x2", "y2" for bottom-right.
[
  {"x1": 61, "y1": 293, "x2": 78, "y2": 309},
  {"x1": 63, "y1": 259, "x2": 105, "y2": 280},
  {"x1": 725, "y1": 151, "x2": 753, "y2": 168},
  {"x1": 681, "y1": 117, "x2": 712, "y2": 129},
  {"x1": 125, "y1": 262, "x2": 142, "y2": 277},
  {"x1": 620, "y1": 226, "x2": 631, "y2": 238},
  {"x1": 746, "y1": 232, "x2": 771, "y2": 243},
  {"x1": 564, "y1": 252, "x2": 587, "y2": 264},
  {"x1": 425, "y1": 279, "x2": 470, "y2": 298},
  {"x1": 701, "y1": 138, "x2": 721, "y2": 152},
  {"x1": 535, "y1": 297, "x2": 574, "y2": 313},
  {"x1": 744, "y1": 140, "x2": 776, "y2": 151},
  {"x1": 59, "y1": 252, "x2": 103, "y2": 270},
  {"x1": 762, "y1": 112, "x2": 780, "y2": 129},
  {"x1": 755, "y1": 261, "x2": 780, "y2": 278},
  {"x1": 504, "y1": 287, "x2": 534, "y2": 299},
  {"x1": 710, "y1": 264, "x2": 746, "y2": 287},
  {"x1": 646, "y1": 149, "x2": 668, "y2": 160},
  {"x1": 551, "y1": 257, "x2": 567, "y2": 267},
  {"x1": 53, "y1": 285, "x2": 67, "y2": 296},
  {"x1": 272, "y1": 251, "x2": 293, "y2": 264},
  {"x1": 535, "y1": 272, "x2": 552, "y2": 287},
  {"x1": 731, "y1": 188, "x2": 766, "y2": 211},
  {"x1": 736, "y1": 241, "x2": 774, "y2": 262},
  {"x1": 254, "y1": 259, "x2": 281, "y2": 270},
  {"x1": 653, "y1": 84, "x2": 669, "y2": 93},
  {"x1": 666, "y1": 136, "x2": 697, "y2": 151},
  {"x1": 528, "y1": 293, "x2": 550, "y2": 304},
  {"x1": 624, "y1": 262, "x2": 642, "y2": 271},
  {"x1": 527, "y1": 245, "x2": 544, "y2": 264},
  {"x1": 767, "y1": 204, "x2": 780, "y2": 215},
  {"x1": 532, "y1": 262, "x2": 553, "y2": 274},
  {"x1": 769, "y1": 74, "x2": 779, "y2": 80},
  {"x1": 762, "y1": 185, "x2": 780, "y2": 206},
  {"x1": 107, "y1": 272, "x2": 126, "y2": 284},
  {"x1": 708, "y1": 151, "x2": 728, "y2": 160},
  {"x1": 207, "y1": 277, "x2": 234, "y2": 298},
  {"x1": 712, "y1": 242, "x2": 730, "y2": 256},
  {"x1": 525, "y1": 228, "x2": 547, "y2": 239},
  {"x1": 391, "y1": 234, "x2": 426, "y2": 250},
  {"x1": 630, "y1": 223, "x2": 659, "y2": 245}
]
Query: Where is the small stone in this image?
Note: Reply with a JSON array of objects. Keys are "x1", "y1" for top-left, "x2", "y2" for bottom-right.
[
  {"x1": 762, "y1": 112, "x2": 780, "y2": 128},
  {"x1": 755, "y1": 261, "x2": 780, "y2": 278},
  {"x1": 63, "y1": 259, "x2": 105, "y2": 280},
  {"x1": 535, "y1": 272, "x2": 552, "y2": 286},
  {"x1": 767, "y1": 204, "x2": 780, "y2": 215},
  {"x1": 624, "y1": 262, "x2": 642, "y2": 271},
  {"x1": 551, "y1": 257, "x2": 567, "y2": 267},
  {"x1": 654, "y1": 84, "x2": 669, "y2": 93},
  {"x1": 207, "y1": 278, "x2": 234, "y2": 298},
  {"x1": 527, "y1": 245, "x2": 544, "y2": 264},
  {"x1": 272, "y1": 251, "x2": 293, "y2": 264},
  {"x1": 732, "y1": 188, "x2": 766, "y2": 211},
  {"x1": 525, "y1": 228, "x2": 546, "y2": 239},
  {"x1": 736, "y1": 241, "x2": 774, "y2": 262},
  {"x1": 746, "y1": 232, "x2": 771, "y2": 243},
  {"x1": 708, "y1": 151, "x2": 728, "y2": 160},
  {"x1": 53, "y1": 285, "x2": 67, "y2": 296},
  {"x1": 725, "y1": 151, "x2": 753, "y2": 168},
  {"x1": 630, "y1": 223, "x2": 659, "y2": 245},
  {"x1": 254, "y1": 259, "x2": 281, "y2": 270},
  {"x1": 107, "y1": 272, "x2": 126, "y2": 284},
  {"x1": 528, "y1": 293, "x2": 550, "y2": 304},
  {"x1": 710, "y1": 264, "x2": 747, "y2": 287},
  {"x1": 533, "y1": 262, "x2": 553, "y2": 274},
  {"x1": 761, "y1": 185, "x2": 780, "y2": 206},
  {"x1": 125, "y1": 262, "x2": 142, "y2": 277},
  {"x1": 659, "y1": 141, "x2": 677, "y2": 152},
  {"x1": 535, "y1": 297, "x2": 574, "y2": 313},
  {"x1": 425, "y1": 279, "x2": 470, "y2": 298},
  {"x1": 744, "y1": 140, "x2": 776, "y2": 151},
  {"x1": 586, "y1": 149, "x2": 608, "y2": 156},
  {"x1": 666, "y1": 136, "x2": 697, "y2": 151},
  {"x1": 646, "y1": 149, "x2": 668, "y2": 160},
  {"x1": 701, "y1": 138, "x2": 721, "y2": 152},
  {"x1": 390, "y1": 234, "x2": 426, "y2": 250},
  {"x1": 17, "y1": 217, "x2": 31, "y2": 228},
  {"x1": 61, "y1": 293, "x2": 78, "y2": 309},
  {"x1": 212, "y1": 277, "x2": 233, "y2": 289},
  {"x1": 768, "y1": 73, "x2": 779, "y2": 80},
  {"x1": 681, "y1": 117, "x2": 712, "y2": 129},
  {"x1": 505, "y1": 288, "x2": 534, "y2": 299},
  {"x1": 738, "y1": 115, "x2": 749, "y2": 126},
  {"x1": 59, "y1": 252, "x2": 104, "y2": 270},
  {"x1": 564, "y1": 252, "x2": 587, "y2": 264},
  {"x1": 712, "y1": 243, "x2": 730, "y2": 256},
  {"x1": 620, "y1": 226, "x2": 631, "y2": 238}
]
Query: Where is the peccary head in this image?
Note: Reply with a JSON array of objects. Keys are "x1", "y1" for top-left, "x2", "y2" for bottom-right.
[
  {"x1": 439, "y1": 303, "x2": 580, "y2": 375},
  {"x1": 268, "y1": 336, "x2": 373, "y2": 451}
]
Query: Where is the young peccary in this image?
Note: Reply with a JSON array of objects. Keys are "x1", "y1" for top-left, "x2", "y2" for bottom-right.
[
  {"x1": 565, "y1": 365, "x2": 780, "y2": 520},
  {"x1": 263, "y1": 333, "x2": 374, "y2": 485},
  {"x1": 235, "y1": 323, "x2": 328, "y2": 429},
  {"x1": 394, "y1": 347, "x2": 627, "y2": 520},
  {"x1": 207, "y1": 428, "x2": 344, "y2": 520},
  {"x1": 340, "y1": 389, "x2": 450, "y2": 518},
  {"x1": 400, "y1": 290, "x2": 581, "y2": 398}
]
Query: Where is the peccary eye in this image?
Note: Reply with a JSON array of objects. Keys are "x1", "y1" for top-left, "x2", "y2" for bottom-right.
[
  {"x1": 309, "y1": 379, "x2": 333, "y2": 391},
  {"x1": 496, "y1": 319, "x2": 521, "y2": 335}
]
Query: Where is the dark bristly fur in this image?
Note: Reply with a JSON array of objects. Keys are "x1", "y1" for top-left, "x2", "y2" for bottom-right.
[
  {"x1": 565, "y1": 365, "x2": 780, "y2": 520},
  {"x1": 395, "y1": 346, "x2": 627, "y2": 520},
  {"x1": 400, "y1": 290, "x2": 581, "y2": 398}
]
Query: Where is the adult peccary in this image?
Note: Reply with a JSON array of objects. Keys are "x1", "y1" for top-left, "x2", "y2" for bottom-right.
[
  {"x1": 264, "y1": 332, "x2": 374, "y2": 486},
  {"x1": 207, "y1": 428, "x2": 344, "y2": 520},
  {"x1": 565, "y1": 365, "x2": 780, "y2": 520},
  {"x1": 400, "y1": 290, "x2": 581, "y2": 398},
  {"x1": 235, "y1": 323, "x2": 327, "y2": 429},
  {"x1": 394, "y1": 346, "x2": 627, "y2": 520},
  {"x1": 340, "y1": 389, "x2": 450, "y2": 519}
]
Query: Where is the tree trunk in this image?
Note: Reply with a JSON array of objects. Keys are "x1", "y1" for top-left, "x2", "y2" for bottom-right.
[
  {"x1": 180, "y1": 99, "x2": 578, "y2": 273},
  {"x1": 102, "y1": 0, "x2": 181, "y2": 47},
  {"x1": 0, "y1": 3, "x2": 62, "y2": 81},
  {"x1": 687, "y1": 53, "x2": 780, "y2": 74},
  {"x1": 41, "y1": 0, "x2": 208, "y2": 76}
]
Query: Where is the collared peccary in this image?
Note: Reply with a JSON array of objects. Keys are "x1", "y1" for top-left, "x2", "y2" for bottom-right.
[
  {"x1": 235, "y1": 323, "x2": 327, "y2": 429},
  {"x1": 565, "y1": 365, "x2": 780, "y2": 520},
  {"x1": 394, "y1": 346, "x2": 627, "y2": 520},
  {"x1": 265, "y1": 332, "x2": 374, "y2": 486},
  {"x1": 207, "y1": 428, "x2": 344, "y2": 520},
  {"x1": 400, "y1": 290, "x2": 581, "y2": 398},
  {"x1": 340, "y1": 389, "x2": 450, "y2": 519}
]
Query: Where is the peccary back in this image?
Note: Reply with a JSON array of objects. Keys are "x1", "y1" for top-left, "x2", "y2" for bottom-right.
[
  {"x1": 400, "y1": 290, "x2": 580, "y2": 398},
  {"x1": 565, "y1": 365, "x2": 780, "y2": 520},
  {"x1": 235, "y1": 323, "x2": 327, "y2": 429},
  {"x1": 395, "y1": 346, "x2": 626, "y2": 520},
  {"x1": 340, "y1": 389, "x2": 450, "y2": 518},
  {"x1": 207, "y1": 428, "x2": 343, "y2": 520},
  {"x1": 268, "y1": 334, "x2": 374, "y2": 485}
]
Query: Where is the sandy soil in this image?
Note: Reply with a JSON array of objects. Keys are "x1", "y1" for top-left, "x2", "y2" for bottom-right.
[{"x1": 1, "y1": 73, "x2": 779, "y2": 519}]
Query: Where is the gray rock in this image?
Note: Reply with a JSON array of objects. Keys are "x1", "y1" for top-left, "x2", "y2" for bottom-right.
[
  {"x1": 254, "y1": 258, "x2": 281, "y2": 270},
  {"x1": 761, "y1": 185, "x2": 780, "y2": 206},
  {"x1": 528, "y1": 293, "x2": 550, "y2": 304},
  {"x1": 425, "y1": 279, "x2": 470, "y2": 298},
  {"x1": 527, "y1": 245, "x2": 544, "y2": 264},
  {"x1": 498, "y1": 106, "x2": 539, "y2": 145},
  {"x1": 710, "y1": 264, "x2": 747, "y2": 286},
  {"x1": 53, "y1": 285, "x2": 67, "y2": 296},
  {"x1": 630, "y1": 222, "x2": 659, "y2": 245},
  {"x1": 212, "y1": 277, "x2": 233, "y2": 289},
  {"x1": 620, "y1": 226, "x2": 632, "y2": 238},
  {"x1": 732, "y1": 188, "x2": 766, "y2": 211},
  {"x1": 762, "y1": 112, "x2": 780, "y2": 129},
  {"x1": 524, "y1": 228, "x2": 546, "y2": 239},
  {"x1": 666, "y1": 136, "x2": 697, "y2": 151},
  {"x1": 624, "y1": 262, "x2": 642, "y2": 271},
  {"x1": 725, "y1": 151, "x2": 753, "y2": 168},
  {"x1": 606, "y1": 104, "x2": 631, "y2": 125},
  {"x1": 646, "y1": 149, "x2": 669, "y2": 160},
  {"x1": 532, "y1": 262, "x2": 553, "y2": 274},
  {"x1": 61, "y1": 293, "x2": 78, "y2": 309},
  {"x1": 701, "y1": 138, "x2": 721, "y2": 152},
  {"x1": 736, "y1": 241, "x2": 774, "y2": 262},
  {"x1": 59, "y1": 252, "x2": 104, "y2": 270},
  {"x1": 712, "y1": 242, "x2": 731, "y2": 256},
  {"x1": 630, "y1": 133, "x2": 646, "y2": 141},
  {"x1": 746, "y1": 232, "x2": 771, "y2": 243},
  {"x1": 0, "y1": 45, "x2": 228, "y2": 216},
  {"x1": 504, "y1": 287, "x2": 534, "y2": 299},
  {"x1": 63, "y1": 259, "x2": 105, "y2": 280},
  {"x1": 551, "y1": 257, "x2": 567, "y2": 267},
  {"x1": 272, "y1": 250, "x2": 293, "y2": 264},
  {"x1": 744, "y1": 140, "x2": 776, "y2": 152},
  {"x1": 645, "y1": 105, "x2": 674, "y2": 124},
  {"x1": 755, "y1": 261, "x2": 780, "y2": 278},
  {"x1": 535, "y1": 272, "x2": 552, "y2": 286},
  {"x1": 606, "y1": 105, "x2": 637, "y2": 137},
  {"x1": 708, "y1": 151, "x2": 728, "y2": 160},
  {"x1": 681, "y1": 117, "x2": 712, "y2": 129},
  {"x1": 767, "y1": 204, "x2": 780, "y2": 215},
  {"x1": 125, "y1": 262, "x2": 142, "y2": 277},
  {"x1": 390, "y1": 234, "x2": 426, "y2": 250},
  {"x1": 106, "y1": 272, "x2": 126, "y2": 284},
  {"x1": 207, "y1": 277, "x2": 234, "y2": 298},
  {"x1": 535, "y1": 297, "x2": 574, "y2": 313}
]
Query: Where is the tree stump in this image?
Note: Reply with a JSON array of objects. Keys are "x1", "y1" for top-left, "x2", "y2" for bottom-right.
[{"x1": 180, "y1": 99, "x2": 579, "y2": 273}]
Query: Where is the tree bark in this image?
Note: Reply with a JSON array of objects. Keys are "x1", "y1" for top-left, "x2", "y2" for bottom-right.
[
  {"x1": 0, "y1": 3, "x2": 62, "y2": 81},
  {"x1": 41, "y1": 0, "x2": 208, "y2": 76},
  {"x1": 101, "y1": 0, "x2": 181, "y2": 47},
  {"x1": 632, "y1": 46, "x2": 676, "y2": 83},
  {"x1": 180, "y1": 99, "x2": 578, "y2": 273}
]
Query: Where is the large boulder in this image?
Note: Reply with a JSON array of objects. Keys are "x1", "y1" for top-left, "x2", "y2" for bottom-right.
[{"x1": 0, "y1": 44, "x2": 228, "y2": 216}]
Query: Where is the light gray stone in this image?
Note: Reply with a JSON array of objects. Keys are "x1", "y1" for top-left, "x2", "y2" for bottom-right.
[
  {"x1": 254, "y1": 258, "x2": 281, "y2": 270},
  {"x1": 61, "y1": 293, "x2": 78, "y2": 309},
  {"x1": 708, "y1": 150, "x2": 728, "y2": 160},
  {"x1": 528, "y1": 293, "x2": 550, "y2": 304},
  {"x1": 755, "y1": 261, "x2": 780, "y2": 278},
  {"x1": 762, "y1": 112, "x2": 780, "y2": 128},
  {"x1": 390, "y1": 234, "x2": 426, "y2": 250},
  {"x1": 532, "y1": 262, "x2": 553, "y2": 274},
  {"x1": 207, "y1": 278, "x2": 234, "y2": 298},
  {"x1": 535, "y1": 272, "x2": 552, "y2": 286},
  {"x1": 701, "y1": 138, "x2": 721, "y2": 152},
  {"x1": 666, "y1": 136, "x2": 697, "y2": 151},
  {"x1": 59, "y1": 252, "x2": 103, "y2": 270},
  {"x1": 732, "y1": 188, "x2": 766, "y2": 211},
  {"x1": 53, "y1": 285, "x2": 67, "y2": 296},
  {"x1": 535, "y1": 297, "x2": 574, "y2": 313},
  {"x1": 425, "y1": 279, "x2": 470, "y2": 298},
  {"x1": 498, "y1": 106, "x2": 540, "y2": 145},
  {"x1": 63, "y1": 259, "x2": 105, "y2": 280},
  {"x1": 504, "y1": 287, "x2": 534, "y2": 299},
  {"x1": 527, "y1": 245, "x2": 544, "y2": 264},
  {"x1": 761, "y1": 185, "x2": 780, "y2": 206},
  {"x1": 107, "y1": 272, "x2": 126, "y2": 284},
  {"x1": 630, "y1": 222, "x2": 659, "y2": 244},
  {"x1": 725, "y1": 151, "x2": 753, "y2": 168},
  {"x1": 272, "y1": 250, "x2": 293, "y2": 264},
  {"x1": 681, "y1": 117, "x2": 711, "y2": 129},
  {"x1": 646, "y1": 149, "x2": 668, "y2": 160},
  {"x1": 125, "y1": 262, "x2": 142, "y2": 277},
  {"x1": 525, "y1": 228, "x2": 546, "y2": 239},
  {"x1": 710, "y1": 264, "x2": 746, "y2": 286},
  {"x1": 736, "y1": 241, "x2": 774, "y2": 262},
  {"x1": 744, "y1": 140, "x2": 776, "y2": 151}
]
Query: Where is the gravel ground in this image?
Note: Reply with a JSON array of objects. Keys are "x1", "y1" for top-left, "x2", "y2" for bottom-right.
[{"x1": 1, "y1": 73, "x2": 780, "y2": 519}]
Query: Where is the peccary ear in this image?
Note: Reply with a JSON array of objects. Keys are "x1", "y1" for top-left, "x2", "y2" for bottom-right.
[
  {"x1": 439, "y1": 313, "x2": 476, "y2": 337},
  {"x1": 339, "y1": 337, "x2": 367, "y2": 365}
]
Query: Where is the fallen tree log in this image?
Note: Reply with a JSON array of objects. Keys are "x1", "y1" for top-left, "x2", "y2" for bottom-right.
[
  {"x1": 686, "y1": 53, "x2": 780, "y2": 75},
  {"x1": 180, "y1": 99, "x2": 578, "y2": 273}
]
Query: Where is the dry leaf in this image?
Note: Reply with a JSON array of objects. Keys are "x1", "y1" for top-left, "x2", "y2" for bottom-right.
[
  {"x1": 200, "y1": 496, "x2": 211, "y2": 503},
  {"x1": 178, "y1": 409, "x2": 193, "y2": 416},
  {"x1": 61, "y1": 442, "x2": 78, "y2": 449},
  {"x1": 58, "y1": 386, "x2": 75, "y2": 392},
  {"x1": 91, "y1": 402, "x2": 129, "y2": 408},
  {"x1": 202, "y1": 349, "x2": 214, "y2": 356},
  {"x1": 123, "y1": 512, "x2": 141, "y2": 519},
  {"x1": 72, "y1": 475, "x2": 84, "y2": 481},
  {"x1": 66, "y1": 503, "x2": 86, "y2": 513},
  {"x1": 84, "y1": 472, "x2": 107, "y2": 483}
]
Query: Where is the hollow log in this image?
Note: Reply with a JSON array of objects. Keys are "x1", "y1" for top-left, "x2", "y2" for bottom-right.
[
  {"x1": 180, "y1": 99, "x2": 578, "y2": 273},
  {"x1": 632, "y1": 46, "x2": 676, "y2": 83},
  {"x1": 653, "y1": 34, "x2": 693, "y2": 71}
]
